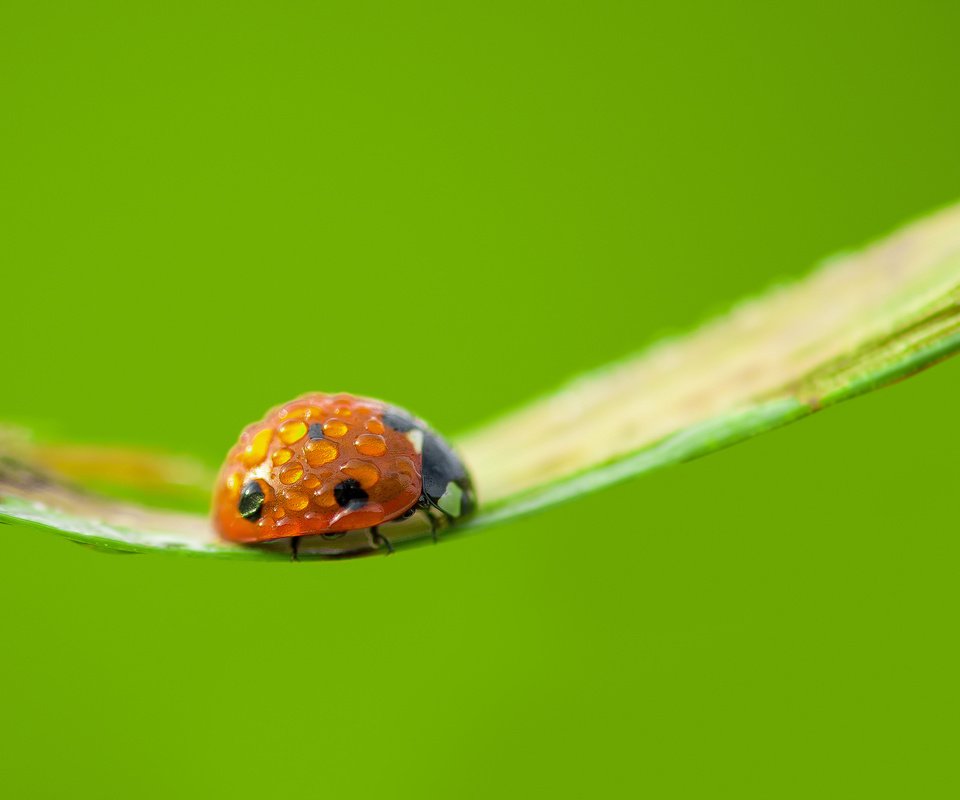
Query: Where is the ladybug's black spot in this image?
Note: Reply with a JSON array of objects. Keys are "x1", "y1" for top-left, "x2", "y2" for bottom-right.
[
  {"x1": 383, "y1": 407, "x2": 416, "y2": 433},
  {"x1": 239, "y1": 481, "x2": 265, "y2": 522},
  {"x1": 307, "y1": 423, "x2": 325, "y2": 439},
  {"x1": 334, "y1": 478, "x2": 368, "y2": 510}
]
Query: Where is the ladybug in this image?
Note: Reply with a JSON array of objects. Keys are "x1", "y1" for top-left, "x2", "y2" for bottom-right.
[{"x1": 213, "y1": 393, "x2": 475, "y2": 558}]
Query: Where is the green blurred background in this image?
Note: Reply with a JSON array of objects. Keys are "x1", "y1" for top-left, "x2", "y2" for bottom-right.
[{"x1": 2, "y1": 1, "x2": 959, "y2": 796}]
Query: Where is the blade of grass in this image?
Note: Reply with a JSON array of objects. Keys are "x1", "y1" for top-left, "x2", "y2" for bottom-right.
[
  {"x1": 0, "y1": 425, "x2": 215, "y2": 509},
  {"x1": 3, "y1": 203, "x2": 960, "y2": 558}
]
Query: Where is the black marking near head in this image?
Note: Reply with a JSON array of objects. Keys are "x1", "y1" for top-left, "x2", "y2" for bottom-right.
[
  {"x1": 239, "y1": 481, "x2": 265, "y2": 522},
  {"x1": 307, "y1": 423, "x2": 325, "y2": 439},
  {"x1": 334, "y1": 478, "x2": 368, "y2": 510},
  {"x1": 421, "y1": 429, "x2": 467, "y2": 502},
  {"x1": 455, "y1": 478, "x2": 476, "y2": 517},
  {"x1": 382, "y1": 407, "x2": 416, "y2": 433}
]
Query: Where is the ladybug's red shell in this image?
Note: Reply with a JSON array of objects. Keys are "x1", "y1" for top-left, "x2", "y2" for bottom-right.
[{"x1": 214, "y1": 393, "x2": 423, "y2": 544}]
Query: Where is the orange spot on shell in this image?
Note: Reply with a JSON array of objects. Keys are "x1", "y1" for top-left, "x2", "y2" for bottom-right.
[
  {"x1": 278, "y1": 420, "x2": 308, "y2": 445},
  {"x1": 355, "y1": 433, "x2": 387, "y2": 457},
  {"x1": 341, "y1": 459, "x2": 380, "y2": 489},
  {"x1": 241, "y1": 428, "x2": 273, "y2": 467},
  {"x1": 323, "y1": 419, "x2": 349, "y2": 438},
  {"x1": 279, "y1": 463, "x2": 304, "y2": 485},
  {"x1": 304, "y1": 439, "x2": 338, "y2": 467}
]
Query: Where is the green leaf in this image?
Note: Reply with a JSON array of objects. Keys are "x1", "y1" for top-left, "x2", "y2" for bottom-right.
[{"x1": 3, "y1": 204, "x2": 960, "y2": 559}]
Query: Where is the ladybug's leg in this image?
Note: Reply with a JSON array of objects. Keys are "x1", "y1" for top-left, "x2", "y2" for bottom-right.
[
  {"x1": 369, "y1": 525, "x2": 394, "y2": 555},
  {"x1": 418, "y1": 494, "x2": 454, "y2": 542},
  {"x1": 289, "y1": 536, "x2": 300, "y2": 562},
  {"x1": 426, "y1": 509, "x2": 439, "y2": 543},
  {"x1": 416, "y1": 498, "x2": 440, "y2": 542}
]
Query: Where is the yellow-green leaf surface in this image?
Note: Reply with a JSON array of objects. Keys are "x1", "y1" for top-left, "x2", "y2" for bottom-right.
[{"x1": 3, "y1": 204, "x2": 960, "y2": 559}]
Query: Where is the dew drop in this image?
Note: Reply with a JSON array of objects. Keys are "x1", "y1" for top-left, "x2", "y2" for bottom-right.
[
  {"x1": 341, "y1": 459, "x2": 381, "y2": 489},
  {"x1": 355, "y1": 433, "x2": 387, "y2": 457},
  {"x1": 304, "y1": 439, "x2": 339, "y2": 467},
  {"x1": 279, "y1": 463, "x2": 304, "y2": 485},
  {"x1": 226, "y1": 471, "x2": 243, "y2": 495},
  {"x1": 278, "y1": 420, "x2": 308, "y2": 445},
  {"x1": 241, "y1": 428, "x2": 274, "y2": 467},
  {"x1": 323, "y1": 419, "x2": 349, "y2": 438},
  {"x1": 282, "y1": 491, "x2": 309, "y2": 512},
  {"x1": 312, "y1": 489, "x2": 338, "y2": 508}
]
